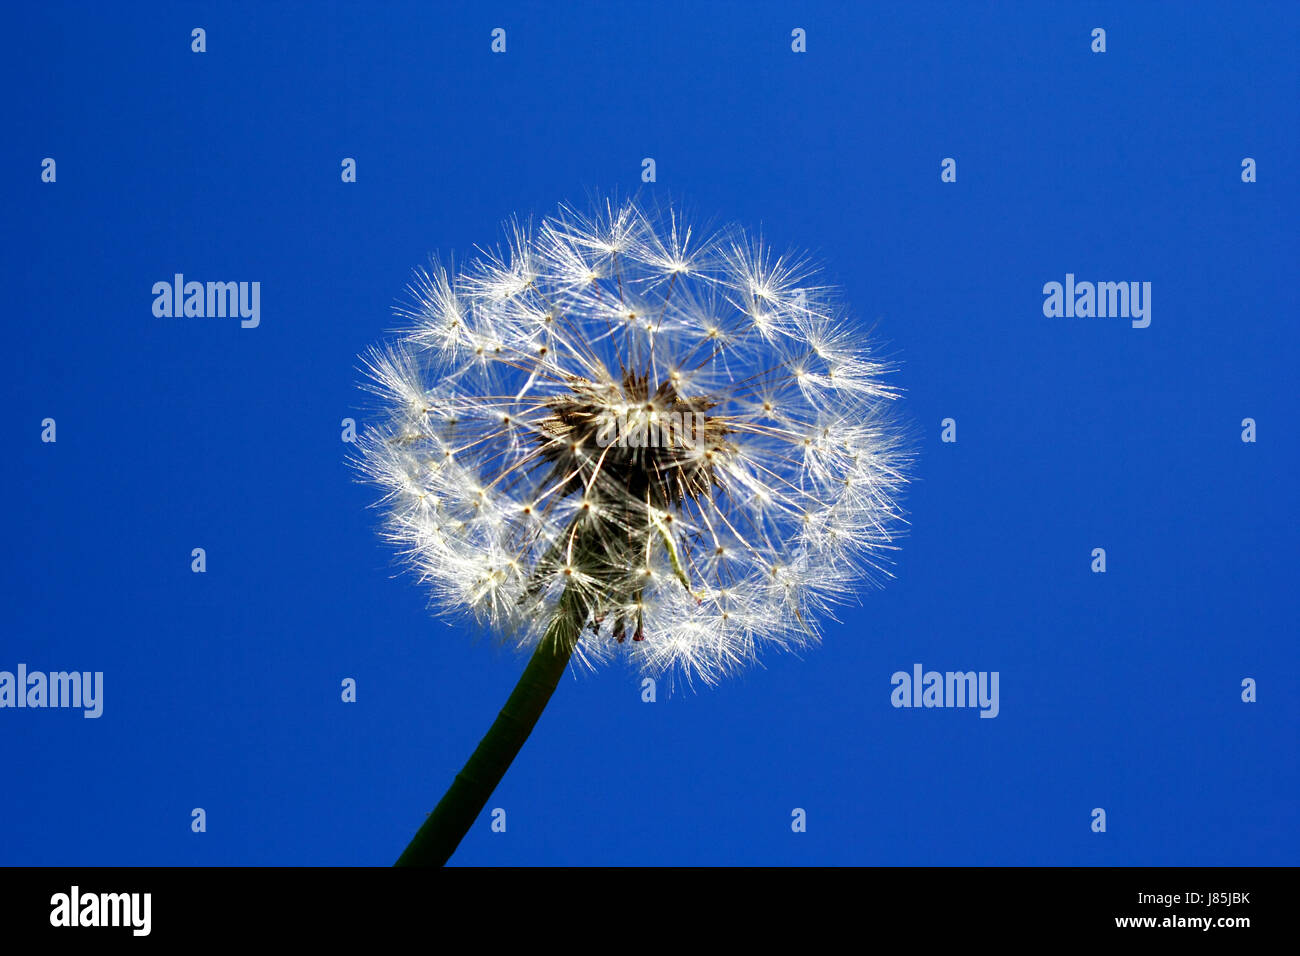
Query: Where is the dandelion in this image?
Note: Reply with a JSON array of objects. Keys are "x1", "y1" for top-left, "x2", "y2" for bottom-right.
[{"x1": 354, "y1": 197, "x2": 910, "y2": 864}]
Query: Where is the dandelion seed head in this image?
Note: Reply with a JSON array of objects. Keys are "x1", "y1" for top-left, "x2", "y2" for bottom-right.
[{"x1": 354, "y1": 198, "x2": 910, "y2": 685}]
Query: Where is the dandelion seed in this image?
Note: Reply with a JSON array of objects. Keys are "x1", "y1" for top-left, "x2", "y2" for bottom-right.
[{"x1": 355, "y1": 197, "x2": 910, "y2": 688}]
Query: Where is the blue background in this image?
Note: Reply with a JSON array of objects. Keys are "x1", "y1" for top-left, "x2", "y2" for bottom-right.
[{"x1": 4, "y1": 1, "x2": 1296, "y2": 865}]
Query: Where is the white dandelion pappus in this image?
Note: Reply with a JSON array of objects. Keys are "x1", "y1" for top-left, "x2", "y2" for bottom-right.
[{"x1": 354, "y1": 198, "x2": 910, "y2": 685}]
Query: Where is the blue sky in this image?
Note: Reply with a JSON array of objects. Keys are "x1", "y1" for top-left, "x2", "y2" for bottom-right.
[{"x1": 4, "y1": 1, "x2": 1296, "y2": 865}]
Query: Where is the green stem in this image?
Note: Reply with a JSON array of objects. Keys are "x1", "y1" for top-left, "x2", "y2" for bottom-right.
[{"x1": 395, "y1": 584, "x2": 586, "y2": 866}]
